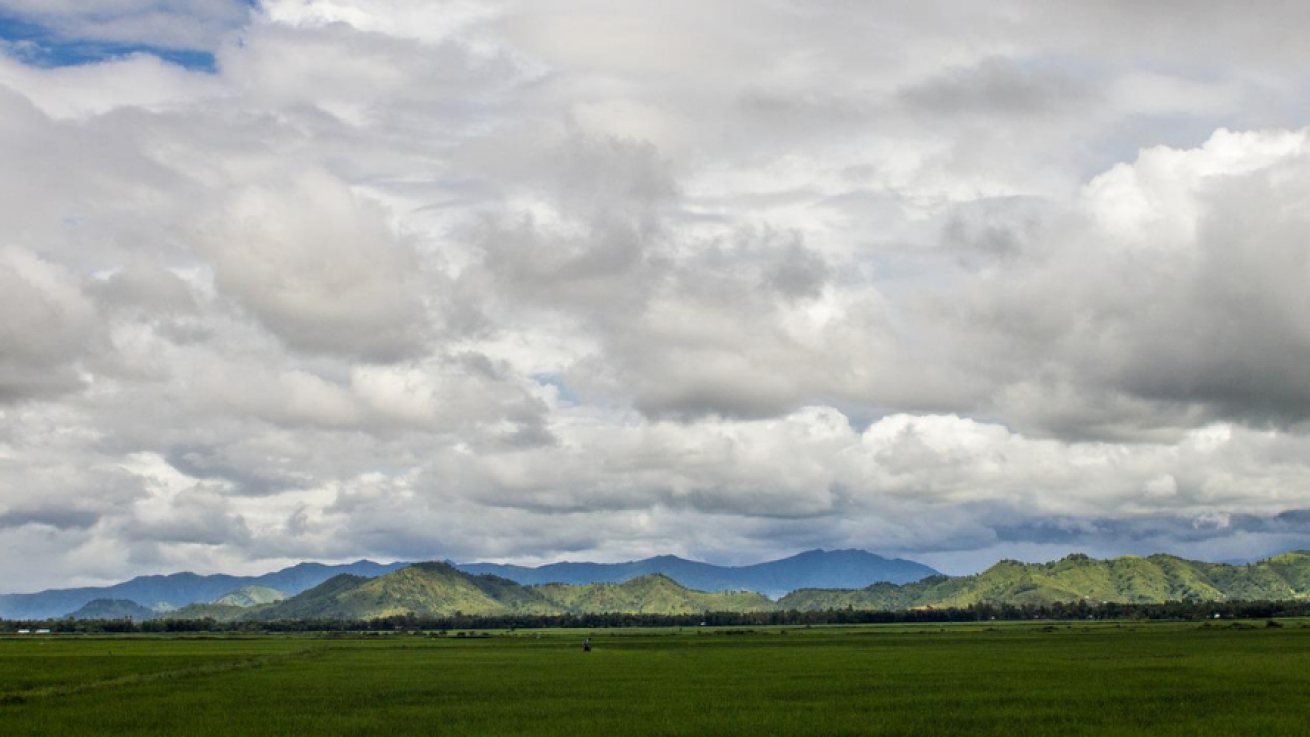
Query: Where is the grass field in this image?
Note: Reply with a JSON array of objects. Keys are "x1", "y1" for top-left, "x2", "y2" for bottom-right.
[{"x1": 4, "y1": 621, "x2": 1310, "y2": 735}]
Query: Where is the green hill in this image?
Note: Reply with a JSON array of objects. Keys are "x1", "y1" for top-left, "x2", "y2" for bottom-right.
[
  {"x1": 208, "y1": 551, "x2": 1310, "y2": 621},
  {"x1": 247, "y1": 564, "x2": 774, "y2": 619},
  {"x1": 66, "y1": 599, "x2": 159, "y2": 621},
  {"x1": 248, "y1": 563, "x2": 565, "y2": 620},
  {"x1": 215, "y1": 585, "x2": 287, "y2": 607},
  {"x1": 167, "y1": 603, "x2": 259, "y2": 622},
  {"x1": 244, "y1": 574, "x2": 373, "y2": 620},
  {"x1": 777, "y1": 552, "x2": 1310, "y2": 610},
  {"x1": 535, "y1": 574, "x2": 775, "y2": 614}
]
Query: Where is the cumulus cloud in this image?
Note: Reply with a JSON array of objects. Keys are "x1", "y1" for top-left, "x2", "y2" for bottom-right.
[
  {"x1": 89, "y1": 261, "x2": 196, "y2": 315},
  {"x1": 940, "y1": 128, "x2": 1310, "y2": 437},
  {"x1": 0, "y1": 249, "x2": 95, "y2": 401},
  {"x1": 6, "y1": 1, "x2": 1310, "y2": 591},
  {"x1": 194, "y1": 171, "x2": 429, "y2": 361}
]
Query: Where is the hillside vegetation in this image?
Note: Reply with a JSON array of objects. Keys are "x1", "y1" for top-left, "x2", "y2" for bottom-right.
[
  {"x1": 247, "y1": 565, "x2": 562, "y2": 620},
  {"x1": 215, "y1": 586, "x2": 287, "y2": 607},
  {"x1": 253, "y1": 552, "x2": 1310, "y2": 619},
  {"x1": 66, "y1": 599, "x2": 159, "y2": 621},
  {"x1": 237, "y1": 553, "x2": 1310, "y2": 619},
  {"x1": 10, "y1": 550, "x2": 937, "y2": 620},
  {"x1": 535, "y1": 574, "x2": 773, "y2": 614},
  {"x1": 247, "y1": 564, "x2": 776, "y2": 619},
  {"x1": 1, "y1": 560, "x2": 408, "y2": 620},
  {"x1": 58, "y1": 552, "x2": 1310, "y2": 621},
  {"x1": 166, "y1": 603, "x2": 256, "y2": 622},
  {"x1": 777, "y1": 552, "x2": 1310, "y2": 610}
]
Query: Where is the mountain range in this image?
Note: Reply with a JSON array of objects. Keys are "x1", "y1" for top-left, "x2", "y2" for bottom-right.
[
  {"x1": 778, "y1": 552, "x2": 1310, "y2": 610},
  {"x1": 0, "y1": 550, "x2": 935, "y2": 619},
  {"x1": 457, "y1": 549, "x2": 937, "y2": 596},
  {"x1": 21, "y1": 550, "x2": 1310, "y2": 622},
  {"x1": 76, "y1": 550, "x2": 1310, "y2": 622},
  {"x1": 203, "y1": 563, "x2": 777, "y2": 621},
  {"x1": 0, "y1": 560, "x2": 408, "y2": 620}
]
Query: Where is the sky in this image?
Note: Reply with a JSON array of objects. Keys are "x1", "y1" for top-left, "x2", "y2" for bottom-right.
[{"x1": 2, "y1": 1, "x2": 1310, "y2": 592}]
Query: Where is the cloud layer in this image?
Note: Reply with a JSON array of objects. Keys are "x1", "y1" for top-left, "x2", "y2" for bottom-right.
[{"x1": 2, "y1": 1, "x2": 1310, "y2": 590}]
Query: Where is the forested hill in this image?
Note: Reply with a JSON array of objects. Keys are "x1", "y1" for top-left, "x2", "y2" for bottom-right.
[
  {"x1": 164, "y1": 552, "x2": 1310, "y2": 622},
  {"x1": 776, "y1": 552, "x2": 1310, "y2": 610},
  {"x1": 65, "y1": 599, "x2": 159, "y2": 621},
  {"x1": 23, "y1": 551, "x2": 1310, "y2": 622},
  {"x1": 457, "y1": 549, "x2": 938, "y2": 597},
  {"x1": 242, "y1": 563, "x2": 775, "y2": 620},
  {"x1": 0, "y1": 560, "x2": 408, "y2": 620},
  {"x1": 2, "y1": 550, "x2": 934, "y2": 619}
]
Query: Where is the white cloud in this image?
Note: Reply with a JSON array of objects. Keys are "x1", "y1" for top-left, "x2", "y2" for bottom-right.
[
  {"x1": 193, "y1": 170, "x2": 429, "y2": 360},
  {"x1": 0, "y1": 0, "x2": 252, "y2": 52},
  {"x1": 0, "y1": 249, "x2": 95, "y2": 401},
  {"x1": 5, "y1": 1, "x2": 1310, "y2": 590}
]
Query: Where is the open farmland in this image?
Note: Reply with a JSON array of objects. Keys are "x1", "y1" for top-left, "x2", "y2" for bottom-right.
[{"x1": 4, "y1": 622, "x2": 1310, "y2": 736}]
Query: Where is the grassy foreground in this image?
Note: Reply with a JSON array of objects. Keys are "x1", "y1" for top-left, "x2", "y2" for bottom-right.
[{"x1": 3, "y1": 621, "x2": 1310, "y2": 735}]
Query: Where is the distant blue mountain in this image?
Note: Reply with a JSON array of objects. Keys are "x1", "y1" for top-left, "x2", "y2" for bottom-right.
[
  {"x1": 0, "y1": 560, "x2": 408, "y2": 620},
  {"x1": 456, "y1": 549, "x2": 939, "y2": 598},
  {"x1": 0, "y1": 550, "x2": 939, "y2": 619}
]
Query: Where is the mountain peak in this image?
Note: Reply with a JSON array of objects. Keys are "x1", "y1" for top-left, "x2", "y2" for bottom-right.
[
  {"x1": 455, "y1": 549, "x2": 938, "y2": 595},
  {"x1": 35, "y1": 549, "x2": 1310, "y2": 623},
  {"x1": 0, "y1": 559, "x2": 413, "y2": 620},
  {"x1": 3, "y1": 551, "x2": 935, "y2": 620},
  {"x1": 625, "y1": 573, "x2": 683, "y2": 586},
  {"x1": 67, "y1": 598, "x2": 158, "y2": 621},
  {"x1": 803, "y1": 548, "x2": 873, "y2": 557}
]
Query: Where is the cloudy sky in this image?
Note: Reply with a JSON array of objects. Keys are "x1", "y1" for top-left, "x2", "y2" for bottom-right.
[{"x1": 2, "y1": 1, "x2": 1310, "y2": 592}]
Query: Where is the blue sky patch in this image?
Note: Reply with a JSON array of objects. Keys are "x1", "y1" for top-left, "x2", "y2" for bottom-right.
[
  {"x1": 531, "y1": 373, "x2": 580, "y2": 406},
  {"x1": 0, "y1": 3, "x2": 259, "y2": 73}
]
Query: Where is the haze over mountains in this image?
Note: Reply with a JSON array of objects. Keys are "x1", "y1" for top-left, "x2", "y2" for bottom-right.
[{"x1": 0, "y1": 550, "x2": 935, "y2": 619}]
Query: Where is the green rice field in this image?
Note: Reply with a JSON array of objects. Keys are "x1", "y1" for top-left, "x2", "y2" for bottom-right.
[{"x1": 4, "y1": 621, "x2": 1310, "y2": 735}]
